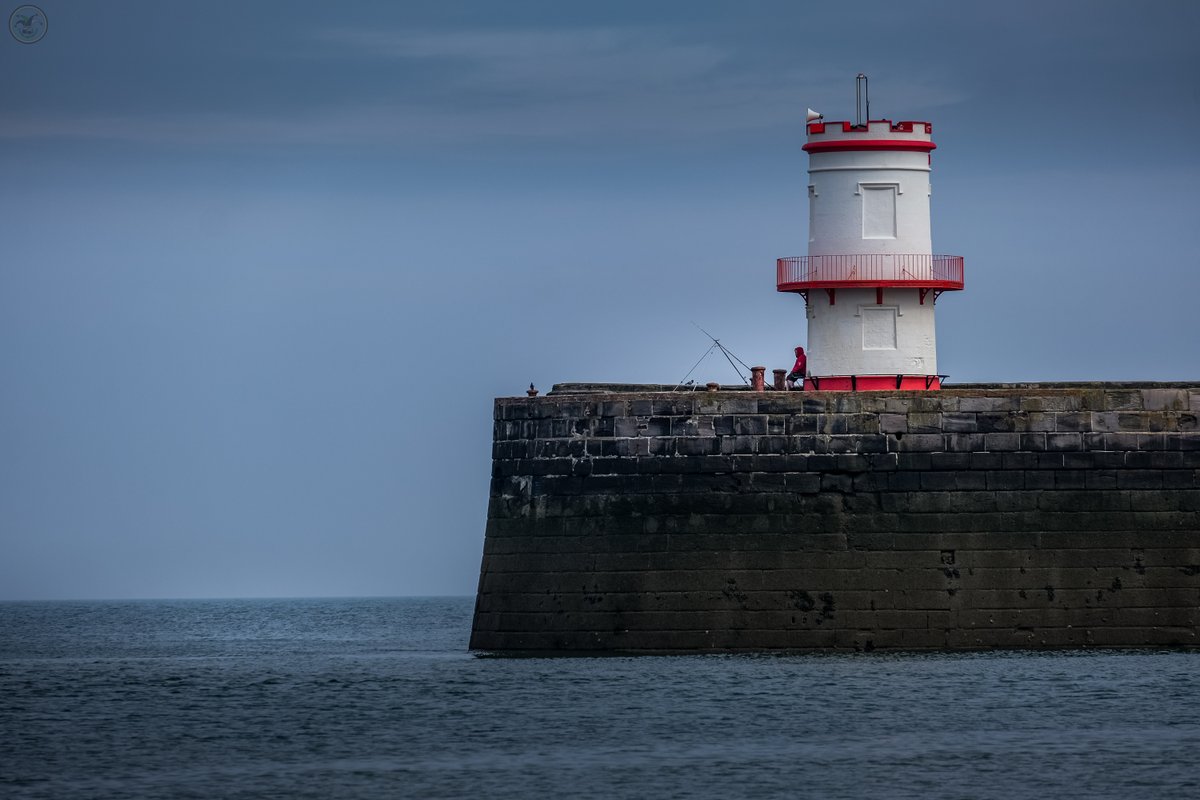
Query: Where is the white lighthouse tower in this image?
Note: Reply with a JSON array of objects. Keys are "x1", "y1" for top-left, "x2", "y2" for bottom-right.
[{"x1": 777, "y1": 76, "x2": 964, "y2": 390}]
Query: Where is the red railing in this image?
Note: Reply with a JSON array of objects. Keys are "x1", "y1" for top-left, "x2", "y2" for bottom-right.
[{"x1": 776, "y1": 254, "x2": 964, "y2": 292}]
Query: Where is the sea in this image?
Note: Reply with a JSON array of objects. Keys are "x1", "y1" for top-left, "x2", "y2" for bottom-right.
[{"x1": 1, "y1": 597, "x2": 1197, "y2": 799}]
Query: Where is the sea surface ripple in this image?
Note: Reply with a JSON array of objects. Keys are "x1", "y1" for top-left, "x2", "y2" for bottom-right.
[{"x1": 2, "y1": 597, "x2": 1197, "y2": 799}]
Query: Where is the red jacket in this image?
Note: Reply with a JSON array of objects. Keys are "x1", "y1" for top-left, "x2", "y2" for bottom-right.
[{"x1": 790, "y1": 347, "x2": 806, "y2": 377}]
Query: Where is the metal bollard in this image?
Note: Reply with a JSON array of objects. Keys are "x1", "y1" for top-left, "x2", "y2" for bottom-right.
[{"x1": 751, "y1": 366, "x2": 766, "y2": 392}]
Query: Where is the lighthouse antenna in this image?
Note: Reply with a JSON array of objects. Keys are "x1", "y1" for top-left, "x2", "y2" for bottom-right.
[{"x1": 855, "y1": 73, "x2": 870, "y2": 126}]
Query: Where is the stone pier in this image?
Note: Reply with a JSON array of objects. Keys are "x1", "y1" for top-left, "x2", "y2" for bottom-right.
[{"x1": 470, "y1": 383, "x2": 1200, "y2": 652}]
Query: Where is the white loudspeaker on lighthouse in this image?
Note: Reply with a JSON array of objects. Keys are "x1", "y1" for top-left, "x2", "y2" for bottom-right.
[
  {"x1": 806, "y1": 108, "x2": 823, "y2": 122},
  {"x1": 776, "y1": 78, "x2": 965, "y2": 391}
]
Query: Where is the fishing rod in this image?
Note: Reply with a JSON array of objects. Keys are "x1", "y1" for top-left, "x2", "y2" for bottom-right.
[
  {"x1": 690, "y1": 322, "x2": 751, "y2": 386},
  {"x1": 673, "y1": 342, "x2": 718, "y2": 391}
]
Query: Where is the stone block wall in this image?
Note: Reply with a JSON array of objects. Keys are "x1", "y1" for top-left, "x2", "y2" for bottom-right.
[{"x1": 469, "y1": 384, "x2": 1200, "y2": 652}]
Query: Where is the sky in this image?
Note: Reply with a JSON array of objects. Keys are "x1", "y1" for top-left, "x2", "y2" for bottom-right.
[{"x1": 1, "y1": 0, "x2": 1197, "y2": 600}]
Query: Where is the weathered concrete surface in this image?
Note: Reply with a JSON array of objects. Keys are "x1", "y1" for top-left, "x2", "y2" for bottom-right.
[{"x1": 470, "y1": 384, "x2": 1200, "y2": 653}]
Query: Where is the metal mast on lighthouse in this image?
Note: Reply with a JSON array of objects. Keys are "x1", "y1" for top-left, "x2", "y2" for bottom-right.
[{"x1": 777, "y1": 75, "x2": 964, "y2": 390}]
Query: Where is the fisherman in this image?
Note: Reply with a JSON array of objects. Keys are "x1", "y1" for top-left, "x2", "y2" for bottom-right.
[{"x1": 786, "y1": 346, "x2": 807, "y2": 390}]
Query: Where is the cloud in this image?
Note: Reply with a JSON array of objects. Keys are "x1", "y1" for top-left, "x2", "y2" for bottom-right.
[
  {"x1": 0, "y1": 25, "x2": 970, "y2": 149},
  {"x1": 315, "y1": 27, "x2": 728, "y2": 93}
]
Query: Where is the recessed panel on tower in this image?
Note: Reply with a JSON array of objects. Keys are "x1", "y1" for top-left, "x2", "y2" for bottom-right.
[
  {"x1": 861, "y1": 185, "x2": 897, "y2": 239},
  {"x1": 862, "y1": 306, "x2": 898, "y2": 350}
]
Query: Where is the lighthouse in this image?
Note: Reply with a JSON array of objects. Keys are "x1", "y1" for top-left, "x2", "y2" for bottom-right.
[{"x1": 777, "y1": 76, "x2": 964, "y2": 390}]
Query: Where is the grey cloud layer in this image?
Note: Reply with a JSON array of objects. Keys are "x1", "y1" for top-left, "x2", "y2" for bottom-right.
[{"x1": 2, "y1": 24, "x2": 967, "y2": 148}]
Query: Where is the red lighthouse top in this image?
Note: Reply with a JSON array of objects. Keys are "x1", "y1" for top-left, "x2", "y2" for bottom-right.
[{"x1": 803, "y1": 120, "x2": 936, "y2": 154}]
